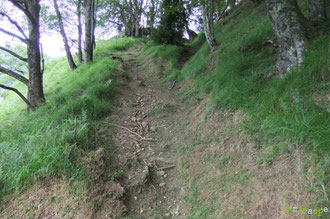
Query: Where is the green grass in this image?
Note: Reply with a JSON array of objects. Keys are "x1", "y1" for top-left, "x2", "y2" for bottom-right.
[
  {"x1": 173, "y1": 0, "x2": 330, "y2": 214},
  {"x1": 143, "y1": 40, "x2": 182, "y2": 81},
  {"x1": 180, "y1": 1, "x2": 329, "y2": 153},
  {"x1": 0, "y1": 37, "x2": 141, "y2": 201}
]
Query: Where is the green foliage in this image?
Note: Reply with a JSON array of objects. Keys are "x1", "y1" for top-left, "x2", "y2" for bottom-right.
[
  {"x1": 151, "y1": 0, "x2": 187, "y2": 45},
  {"x1": 185, "y1": 33, "x2": 206, "y2": 53},
  {"x1": 0, "y1": 37, "x2": 141, "y2": 200}
]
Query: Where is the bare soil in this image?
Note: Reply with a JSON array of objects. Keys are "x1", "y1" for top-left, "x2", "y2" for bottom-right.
[{"x1": 105, "y1": 45, "x2": 188, "y2": 218}]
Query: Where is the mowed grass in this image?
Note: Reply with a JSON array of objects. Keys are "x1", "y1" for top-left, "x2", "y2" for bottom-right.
[{"x1": 0, "y1": 37, "x2": 141, "y2": 201}]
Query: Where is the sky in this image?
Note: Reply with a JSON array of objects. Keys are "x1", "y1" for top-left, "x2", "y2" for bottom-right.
[{"x1": 41, "y1": 33, "x2": 65, "y2": 57}]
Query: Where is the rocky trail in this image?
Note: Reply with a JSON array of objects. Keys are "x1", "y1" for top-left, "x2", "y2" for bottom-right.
[{"x1": 104, "y1": 45, "x2": 187, "y2": 218}]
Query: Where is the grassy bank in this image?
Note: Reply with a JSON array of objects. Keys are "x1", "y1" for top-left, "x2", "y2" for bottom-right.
[
  {"x1": 145, "y1": 0, "x2": 329, "y2": 217},
  {"x1": 0, "y1": 37, "x2": 141, "y2": 201}
]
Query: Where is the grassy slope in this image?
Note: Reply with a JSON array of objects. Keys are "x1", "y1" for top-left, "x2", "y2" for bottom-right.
[
  {"x1": 145, "y1": 0, "x2": 329, "y2": 217},
  {"x1": 0, "y1": 38, "x2": 141, "y2": 201},
  {"x1": 184, "y1": 0, "x2": 329, "y2": 181}
]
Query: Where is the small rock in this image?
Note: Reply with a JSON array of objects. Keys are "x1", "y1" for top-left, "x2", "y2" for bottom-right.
[
  {"x1": 131, "y1": 117, "x2": 137, "y2": 122},
  {"x1": 150, "y1": 126, "x2": 156, "y2": 132},
  {"x1": 156, "y1": 171, "x2": 165, "y2": 176},
  {"x1": 141, "y1": 121, "x2": 148, "y2": 129},
  {"x1": 134, "y1": 196, "x2": 137, "y2": 200},
  {"x1": 163, "y1": 174, "x2": 168, "y2": 178},
  {"x1": 180, "y1": 187, "x2": 186, "y2": 196},
  {"x1": 159, "y1": 182, "x2": 166, "y2": 187}
]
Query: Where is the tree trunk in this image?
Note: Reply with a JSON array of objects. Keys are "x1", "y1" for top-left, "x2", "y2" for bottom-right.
[
  {"x1": 201, "y1": 1, "x2": 217, "y2": 52},
  {"x1": 83, "y1": 0, "x2": 94, "y2": 63},
  {"x1": 308, "y1": 0, "x2": 327, "y2": 23},
  {"x1": 148, "y1": 0, "x2": 156, "y2": 33},
  {"x1": 53, "y1": 0, "x2": 77, "y2": 70},
  {"x1": 77, "y1": 0, "x2": 83, "y2": 63},
  {"x1": 266, "y1": 0, "x2": 306, "y2": 77},
  {"x1": 26, "y1": 0, "x2": 45, "y2": 111},
  {"x1": 92, "y1": 0, "x2": 98, "y2": 49},
  {"x1": 229, "y1": 0, "x2": 236, "y2": 9}
]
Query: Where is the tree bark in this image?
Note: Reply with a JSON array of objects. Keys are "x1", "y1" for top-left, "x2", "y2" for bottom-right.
[
  {"x1": 308, "y1": 0, "x2": 327, "y2": 23},
  {"x1": 25, "y1": 0, "x2": 45, "y2": 111},
  {"x1": 201, "y1": 1, "x2": 217, "y2": 52},
  {"x1": 266, "y1": 0, "x2": 306, "y2": 76},
  {"x1": 2, "y1": 0, "x2": 45, "y2": 111},
  {"x1": 53, "y1": 0, "x2": 77, "y2": 70},
  {"x1": 0, "y1": 46, "x2": 27, "y2": 62},
  {"x1": 77, "y1": 0, "x2": 83, "y2": 63},
  {"x1": 83, "y1": 0, "x2": 94, "y2": 63},
  {"x1": 0, "y1": 65, "x2": 29, "y2": 85}
]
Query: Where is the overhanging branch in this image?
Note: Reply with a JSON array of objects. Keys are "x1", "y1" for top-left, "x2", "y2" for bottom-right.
[
  {"x1": 0, "y1": 27, "x2": 27, "y2": 44},
  {"x1": 0, "y1": 83, "x2": 32, "y2": 107},
  {"x1": 0, "y1": 64, "x2": 29, "y2": 85},
  {"x1": 0, "y1": 12, "x2": 28, "y2": 40},
  {"x1": 8, "y1": 0, "x2": 36, "y2": 25},
  {"x1": 0, "y1": 46, "x2": 28, "y2": 62}
]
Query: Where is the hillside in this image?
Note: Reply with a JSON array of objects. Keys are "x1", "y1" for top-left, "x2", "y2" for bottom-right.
[{"x1": 0, "y1": 0, "x2": 329, "y2": 218}]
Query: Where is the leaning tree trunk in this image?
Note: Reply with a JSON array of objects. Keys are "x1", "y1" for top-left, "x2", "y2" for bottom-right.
[
  {"x1": 201, "y1": 1, "x2": 217, "y2": 52},
  {"x1": 266, "y1": 0, "x2": 306, "y2": 77},
  {"x1": 83, "y1": 0, "x2": 94, "y2": 63},
  {"x1": 26, "y1": 0, "x2": 45, "y2": 111},
  {"x1": 53, "y1": 0, "x2": 77, "y2": 70},
  {"x1": 308, "y1": 0, "x2": 327, "y2": 23},
  {"x1": 77, "y1": 0, "x2": 83, "y2": 63},
  {"x1": 229, "y1": 0, "x2": 236, "y2": 9}
]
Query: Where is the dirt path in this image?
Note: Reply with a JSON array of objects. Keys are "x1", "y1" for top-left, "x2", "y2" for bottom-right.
[{"x1": 106, "y1": 45, "x2": 187, "y2": 218}]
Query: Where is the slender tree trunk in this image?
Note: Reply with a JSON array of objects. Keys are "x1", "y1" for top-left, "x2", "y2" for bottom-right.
[
  {"x1": 83, "y1": 0, "x2": 94, "y2": 63},
  {"x1": 53, "y1": 0, "x2": 77, "y2": 70},
  {"x1": 148, "y1": 0, "x2": 156, "y2": 34},
  {"x1": 308, "y1": 0, "x2": 327, "y2": 23},
  {"x1": 77, "y1": 0, "x2": 83, "y2": 63},
  {"x1": 26, "y1": 1, "x2": 45, "y2": 111},
  {"x1": 266, "y1": 0, "x2": 306, "y2": 77},
  {"x1": 135, "y1": 18, "x2": 140, "y2": 37},
  {"x1": 92, "y1": 0, "x2": 98, "y2": 49},
  {"x1": 201, "y1": 1, "x2": 217, "y2": 52},
  {"x1": 229, "y1": 0, "x2": 236, "y2": 9}
]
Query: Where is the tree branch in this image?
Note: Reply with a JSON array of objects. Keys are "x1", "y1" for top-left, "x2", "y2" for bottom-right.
[
  {"x1": 0, "y1": 64, "x2": 29, "y2": 85},
  {"x1": 0, "y1": 12, "x2": 28, "y2": 40},
  {"x1": 0, "y1": 46, "x2": 28, "y2": 62},
  {"x1": 0, "y1": 83, "x2": 32, "y2": 107},
  {"x1": 0, "y1": 27, "x2": 27, "y2": 44},
  {"x1": 8, "y1": 0, "x2": 36, "y2": 25}
]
